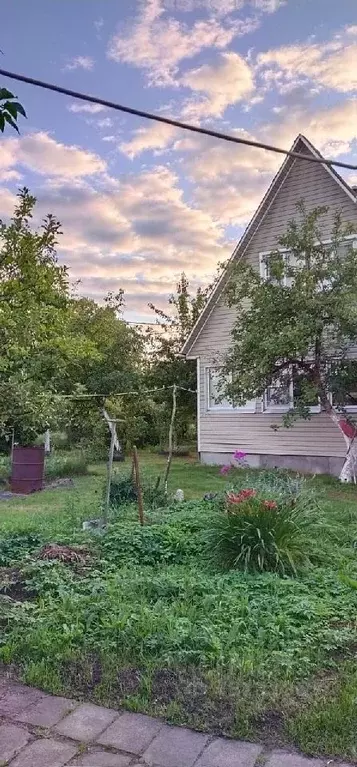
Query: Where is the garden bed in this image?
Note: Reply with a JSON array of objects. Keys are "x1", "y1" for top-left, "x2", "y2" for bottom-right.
[{"x1": 1, "y1": 458, "x2": 357, "y2": 761}]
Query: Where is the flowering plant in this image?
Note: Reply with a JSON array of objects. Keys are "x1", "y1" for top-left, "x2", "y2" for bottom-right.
[{"x1": 219, "y1": 449, "x2": 248, "y2": 476}]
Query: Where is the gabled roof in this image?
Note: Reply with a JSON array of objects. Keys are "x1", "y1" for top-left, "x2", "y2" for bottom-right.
[{"x1": 181, "y1": 134, "x2": 357, "y2": 358}]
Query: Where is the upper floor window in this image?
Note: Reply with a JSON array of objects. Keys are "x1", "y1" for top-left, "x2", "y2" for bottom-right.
[{"x1": 206, "y1": 367, "x2": 256, "y2": 412}]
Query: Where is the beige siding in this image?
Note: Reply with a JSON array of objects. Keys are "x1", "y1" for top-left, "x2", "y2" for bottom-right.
[{"x1": 192, "y1": 145, "x2": 357, "y2": 458}]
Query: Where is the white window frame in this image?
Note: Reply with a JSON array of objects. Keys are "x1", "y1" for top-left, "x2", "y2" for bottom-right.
[
  {"x1": 328, "y1": 359, "x2": 357, "y2": 413},
  {"x1": 205, "y1": 366, "x2": 256, "y2": 413},
  {"x1": 263, "y1": 367, "x2": 321, "y2": 414},
  {"x1": 259, "y1": 235, "x2": 357, "y2": 285}
]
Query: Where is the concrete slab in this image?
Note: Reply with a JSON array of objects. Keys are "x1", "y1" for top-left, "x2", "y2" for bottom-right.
[
  {"x1": 98, "y1": 712, "x2": 162, "y2": 755},
  {"x1": 10, "y1": 737, "x2": 78, "y2": 767},
  {"x1": 0, "y1": 723, "x2": 30, "y2": 763},
  {"x1": 55, "y1": 703, "x2": 118, "y2": 742},
  {"x1": 0, "y1": 684, "x2": 44, "y2": 716},
  {"x1": 16, "y1": 694, "x2": 76, "y2": 727},
  {"x1": 195, "y1": 737, "x2": 263, "y2": 767},
  {"x1": 143, "y1": 724, "x2": 209, "y2": 767},
  {"x1": 71, "y1": 750, "x2": 132, "y2": 766}
]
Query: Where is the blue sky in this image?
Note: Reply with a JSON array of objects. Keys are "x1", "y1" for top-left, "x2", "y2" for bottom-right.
[{"x1": 1, "y1": 0, "x2": 357, "y2": 320}]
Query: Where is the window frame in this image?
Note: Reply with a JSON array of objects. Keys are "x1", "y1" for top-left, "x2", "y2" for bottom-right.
[
  {"x1": 205, "y1": 366, "x2": 256, "y2": 413},
  {"x1": 263, "y1": 366, "x2": 321, "y2": 414},
  {"x1": 328, "y1": 359, "x2": 357, "y2": 413}
]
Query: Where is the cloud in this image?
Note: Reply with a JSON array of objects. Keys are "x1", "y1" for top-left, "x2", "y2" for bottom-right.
[
  {"x1": 97, "y1": 117, "x2": 114, "y2": 129},
  {"x1": 181, "y1": 51, "x2": 254, "y2": 120},
  {"x1": 68, "y1": 102, "x2": 107, "y2": 114},
  {"x1": 177, "y1": 98, "x2": 357, "y2": 226},
  {"x1": 257, "y1": 26, "x2": 357, "y2": 93},
  {"x1": 63, "y1": 55, "x2": 94, "y2": 71},
  {"x1": 120, "y1": 122, "x2": 178, "y2": 158},
  {"x1": 1, "y1": 132, "x2": 106, "y2": 179},
  {"x1": 18, "y1": 164, "x2": 230, "y2": 313},
  {"x1": 120, "y1": 52, "x2": 255, "y2": 158},
  {"x1": 108, "y1": 0, "x2": 257, "y2": 86}
]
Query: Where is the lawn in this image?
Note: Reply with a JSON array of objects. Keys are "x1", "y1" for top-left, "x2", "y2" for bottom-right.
[{"x1": 2, "y1": 453, "x2": 357, "y2": 761}]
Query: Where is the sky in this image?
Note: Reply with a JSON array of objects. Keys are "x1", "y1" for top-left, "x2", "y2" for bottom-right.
[{"x1": 1, "y1": 0, "x2": 357, "y2": 322}]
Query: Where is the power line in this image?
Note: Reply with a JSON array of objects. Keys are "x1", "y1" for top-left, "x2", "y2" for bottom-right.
[{"x1": 1, "y1": 68, "x2": 356, "y2": 172}]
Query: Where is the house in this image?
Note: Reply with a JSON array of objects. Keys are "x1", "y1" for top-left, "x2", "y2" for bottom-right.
[{"x1": 181, "y1": 135, "x2": 357, "y2": 475}]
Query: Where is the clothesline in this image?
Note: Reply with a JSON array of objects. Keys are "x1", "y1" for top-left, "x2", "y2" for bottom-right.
[{"x1": 52, "y1": 385, "x2": 197, "y2": 399}]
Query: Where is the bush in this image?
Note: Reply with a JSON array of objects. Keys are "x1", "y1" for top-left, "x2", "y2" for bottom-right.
[
  {"x1": 109, "y1": 472, "x2": 168, "y2": 510},
  {"x1": 207, "y1": 488, "x2": 324, "y2": 575},
  {"x1": 45, "y1": 452, "x2": 88, "y2": 479}
]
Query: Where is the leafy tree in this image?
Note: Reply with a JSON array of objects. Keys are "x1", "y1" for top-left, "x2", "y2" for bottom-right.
[
  {"x1": 146, "y1": 274, "x2": 210, "y2": 447},
  {"x1": 0, "y1": 87, "x2": 26, "y2": 133},
  {"x1": 223, "y1": 204, "x2": 357, "y2": 481},
  {"x1": 0, "y1": 188, "x2": 95, "y2": 444}
]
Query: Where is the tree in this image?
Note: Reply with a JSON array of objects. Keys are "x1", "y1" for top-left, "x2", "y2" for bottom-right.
[
  {"x1": 0, "y1": 188, "x2": 95, "y2": 444},
  {"x1": 146, "y1": 274, "x2": 210, "y2": 447},
  {"x1": 0, "y1": 87, "x2": 26, "y2": 133},
  {"x1": 223, "y1": 204, "x2": 357, "y2": 482}
]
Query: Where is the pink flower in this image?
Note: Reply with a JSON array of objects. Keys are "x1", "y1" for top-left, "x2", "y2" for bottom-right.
[
  {"x1": 233, "y1": 450, "x2": 247, "y2": 461},
  {"x1": 263, "y1": 500, "x2": 277, "y2": 509},
  {"x1": 220, "y1": 464, "x2": 231, "y2": 475}
]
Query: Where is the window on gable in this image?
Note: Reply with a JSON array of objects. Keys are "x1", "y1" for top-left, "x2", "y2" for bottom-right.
[
  {"x1": 260, "y1": 250, "x2": 298, "y2": 287},
  {"x1": 207, "y1": 367, "x2": 256, "y2": 412}
]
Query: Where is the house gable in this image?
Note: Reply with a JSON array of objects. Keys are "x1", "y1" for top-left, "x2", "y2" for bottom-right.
[{"x1": 183, "y1": 135, "x2": 357, "y2": 358}]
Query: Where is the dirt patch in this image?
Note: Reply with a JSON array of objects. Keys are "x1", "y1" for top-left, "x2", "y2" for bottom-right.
[
  {"x1": 38, "y1": 544, "x2": 90, "y2": 564},
  {"x1": 151, "y1": 668, "x2": 180, "y2": 704},
  {"x1": 117, "y1": 668, "x2": 142, "y2": 697},
  {"x1": 45, "y1": 478, "x2": 75, "y2": 490},
  {"x1": 0, "y1": 567, "x2": 37, "y2": 602}
]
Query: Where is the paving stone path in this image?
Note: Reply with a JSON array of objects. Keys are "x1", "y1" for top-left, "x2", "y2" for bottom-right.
[{"x1": 0, "y1": 676, "x2": 352, "y2": 767}]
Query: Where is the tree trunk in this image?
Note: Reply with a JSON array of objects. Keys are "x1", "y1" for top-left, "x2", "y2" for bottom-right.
[{"x1": 326, "y1": 408, "x2": 357, "y2": 482}]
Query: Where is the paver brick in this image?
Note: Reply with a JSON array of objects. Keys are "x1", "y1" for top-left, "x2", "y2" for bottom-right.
[
  {"x1": 16, "y1": 693, "x2": 77, "y2": 727},
  {"x1": 143, "y1": 724, "x2": 209, "y2": 767},
  {"x1": 0, "y1": 723, "x2": 30, "y2": 763},
  {"x1": 195, "y1": 737, "x2": 263, "y2": 767},
  {"x1": 10, "y1": 737, "x2": 78, "y2": 767},
  {"x1": 98, "y1": 712, "x2": 162, "y2": 754},
  {"x1": 55, "y1": 703, "x2": 118, "y2": 742},
  {"x1": 71, "y1": 750, "x2": 133, "y2": 766},
  {"x1": 265, "y1": 751, "x2": 325, "y2": 767},
  {"x1": 0, "y1": 683, "x2": 44, "y2": 715}
]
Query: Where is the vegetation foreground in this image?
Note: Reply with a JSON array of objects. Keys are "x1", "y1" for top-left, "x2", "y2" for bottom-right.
[{"x1": 1, "y1": 455, "x2": 357, "y2": 762}]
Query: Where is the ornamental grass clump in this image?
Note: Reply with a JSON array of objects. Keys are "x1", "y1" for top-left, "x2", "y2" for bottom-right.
[{"x1": 208, "y1": 487, "x2": 321, "y2": 576}]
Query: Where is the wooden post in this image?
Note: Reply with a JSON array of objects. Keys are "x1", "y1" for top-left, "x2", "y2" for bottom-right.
[
  {"x1": 132, "y1": 445, "x2": 144, "y2": 526},
  {"x1": 163, "y1": 384, "x2": 177, "y2": 496},
  {"x1": 104, "y1": 425, "x2": 116, "y2": 526}
]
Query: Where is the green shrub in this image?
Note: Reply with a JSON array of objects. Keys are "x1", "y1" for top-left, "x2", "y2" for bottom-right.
[
  {"x1": 0, "y1": 532, "x2": 43, "y2": 566},
  {"x1": 45, "y1": 452, "x2": 88, "y2": 479},
  {"x1": 109, "y1": 472, "x2": 168, "y2": 509},
  {"x1": 207, "y1": 488, "x2": 324, "y2": 575}
]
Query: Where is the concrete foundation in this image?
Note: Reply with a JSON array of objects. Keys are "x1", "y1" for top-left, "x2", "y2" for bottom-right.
[{"x1": 200, "y1": 452, "x2": 345, "y2": 477}]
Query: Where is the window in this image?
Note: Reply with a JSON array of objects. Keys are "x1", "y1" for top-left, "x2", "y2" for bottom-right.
[
  {"x1": 260, "y1": 250, "x2": 298, "y2": 287},
  {"x1": 264, "y1": 367, "x2": 320, "y2": 413},
  {"x1": 329, "y1": 361, "x2": 357, "y2": 412},
  {"x1": 206, "y1": 367, "x2": 256, "y2": 412}
]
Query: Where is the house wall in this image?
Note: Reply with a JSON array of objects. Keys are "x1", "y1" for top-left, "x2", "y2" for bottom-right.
[{"x1": 189, "y1": 148, "x2": 357, "y2": 471}]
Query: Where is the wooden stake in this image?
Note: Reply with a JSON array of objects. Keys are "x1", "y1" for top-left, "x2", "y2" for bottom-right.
[
  {"x1": 163, "y1": 384, "x2": 177, "y2": 496},
  {"x1": 132, "y1": 445, "x2": 144, "y2": 526},
  {"x1": 104, "y1": 424, "x2": 116, "y2": 526}
]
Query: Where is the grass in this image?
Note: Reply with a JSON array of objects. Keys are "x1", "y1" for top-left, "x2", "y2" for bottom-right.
[{"x1": 2, "y1": 453, "x2": 357, "y2": 761}]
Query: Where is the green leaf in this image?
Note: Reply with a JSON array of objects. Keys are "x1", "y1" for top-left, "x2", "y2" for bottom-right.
[
  {"x1": 0, "y1": 88, "x2": 15, "y2": 100},
  {"x1": 3, "y1": 111, "x2": 19, "y2": 133},
  {"x1": 0, "y1": 112, "x2": 5, "y2": 132}
]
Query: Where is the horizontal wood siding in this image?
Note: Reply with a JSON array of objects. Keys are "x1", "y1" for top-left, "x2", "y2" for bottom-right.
[
  {"x1": 192, "y1": 142, "x2": 357, "y2": 459},
  {"x1": 198, "y1": 359, "x2": 347, "y2": 457}
]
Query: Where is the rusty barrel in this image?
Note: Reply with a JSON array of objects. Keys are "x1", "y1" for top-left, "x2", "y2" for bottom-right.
[{"x1": 11, "y1": 445, "x2": 45, "y2": 494}]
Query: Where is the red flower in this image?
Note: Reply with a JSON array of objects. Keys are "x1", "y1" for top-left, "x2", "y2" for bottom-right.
[
  {"x1": 226, "y1": 488, "x2": 256, "y2": 504},
  {"x1": 263, "y1": 500, "x2": 277, "y2": 509}
]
